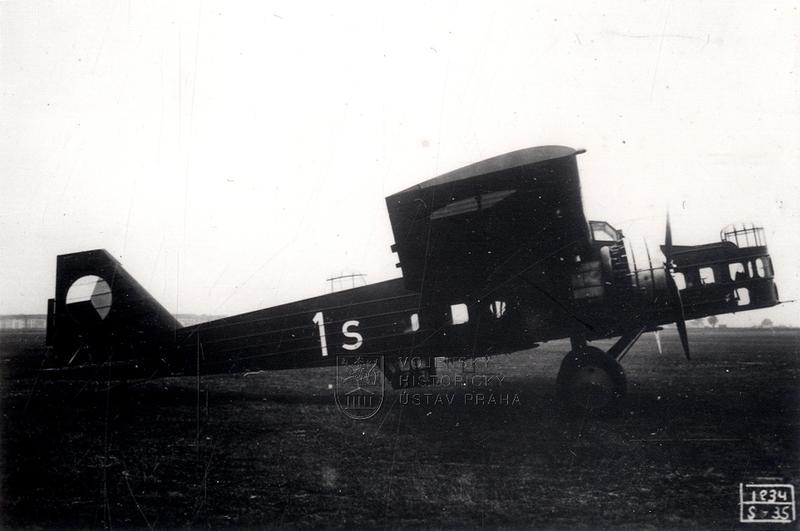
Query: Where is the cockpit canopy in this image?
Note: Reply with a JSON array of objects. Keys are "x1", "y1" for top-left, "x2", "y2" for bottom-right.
[
  {"x1": 589, "y1": 220, "x2": 623, "y2": 243},
  {"x1": 720, "y1": 223, "x2": 766, "y2": 248}
]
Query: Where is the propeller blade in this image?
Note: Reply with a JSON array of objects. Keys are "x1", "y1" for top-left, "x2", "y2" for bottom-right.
[
  {"x1": 654, "y1": 330, "x2": 663, "y2": 355},
  {"x1": 665, "y1": 271, "x2": 691, "y2": 360},
  {"x1": 664, "y1": 211, "x2": 673, "y2": 259},
  {"x1": 676, "y1": 315, "x2": 690, "y2": 361},
  {"x1": 660, "y1": 211, "x2": 690, "y2": 360}
]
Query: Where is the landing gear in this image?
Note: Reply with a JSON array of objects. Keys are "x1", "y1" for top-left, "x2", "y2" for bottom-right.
[
  {"x1": 557, "y1": 328, "x2": 644, "y2": 417},
  {"x1": 557, "y1": 347, "x2": 626, "y2": 417}
]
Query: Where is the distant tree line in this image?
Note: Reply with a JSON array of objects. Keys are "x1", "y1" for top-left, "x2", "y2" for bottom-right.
[{"x1": 686, "y1": 316, "x2": 786, "y2": 329}]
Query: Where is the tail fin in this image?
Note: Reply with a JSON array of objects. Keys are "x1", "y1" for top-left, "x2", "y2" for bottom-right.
[{"x1": 45, "y1": 249, "x2": 180, "y2": 376}]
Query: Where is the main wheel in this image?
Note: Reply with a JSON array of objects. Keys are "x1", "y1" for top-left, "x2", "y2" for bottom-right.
[{"x1": 557, "y1": 346, "x2": 627, "y2": 417}]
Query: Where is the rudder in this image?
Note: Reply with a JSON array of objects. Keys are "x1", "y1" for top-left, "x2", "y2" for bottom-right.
[{"x1": 45, "y1": 249, "x2": 180, "y2": 377}]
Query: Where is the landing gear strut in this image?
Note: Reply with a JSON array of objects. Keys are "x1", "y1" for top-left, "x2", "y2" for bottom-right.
[{"x1": 557, "y1": 327, "x2": 645, "y2": 416}]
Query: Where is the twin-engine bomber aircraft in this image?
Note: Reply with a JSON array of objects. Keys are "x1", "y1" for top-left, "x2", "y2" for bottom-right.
[{"x1": 43, "y1": 146, "x2": 781, "y2": 415}]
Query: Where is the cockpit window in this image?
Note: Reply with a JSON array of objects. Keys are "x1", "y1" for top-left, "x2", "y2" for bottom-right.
[
  {"x1": 589, "y1": 221, "x2": 620, "y2": 243},
  {"x1": 729, "y1": 262, "x2": 746, "y2": 282},
  {"x1": 699, "y1": 267, "x2": 716, "y2": 285},
  {"x1": 755, "y1": 258, "x2": 766, "y2": 278},
  {"x1": 736, "y1": 287, "x2": 750, "y2": 306}
]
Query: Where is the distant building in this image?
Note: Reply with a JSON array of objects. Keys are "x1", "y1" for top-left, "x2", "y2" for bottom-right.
[
  {"x1": 0, "y1": 315, "x2": 47, "y2": 330},
  {"x1": 0, "y1": 314, "x2": 223, "y2": 330}
]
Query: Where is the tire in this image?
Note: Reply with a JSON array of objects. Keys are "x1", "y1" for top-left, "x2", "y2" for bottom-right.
[{"x1": 557, "y1": 346, "x2": 627, "y2": 417}]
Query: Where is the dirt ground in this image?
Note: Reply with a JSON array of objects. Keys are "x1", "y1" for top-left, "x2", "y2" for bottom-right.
[{"x1": 1, "y1": 328, "x2": 798, "y2": 529}]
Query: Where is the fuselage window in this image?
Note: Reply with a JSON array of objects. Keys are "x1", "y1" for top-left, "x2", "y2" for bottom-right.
[
  {"x1": 408, "y1": 313, "x2": 420, "y2": 332},
  {"x1": 450, "y1": 304, "x2": 469, "y2": 325},
  {"x1": 755, "y1": 257, "x2": 766, "y2": 278},
  {"x1": 672, "y1": 272, "x2": 686, "y2": 290},
  {"x1": 699, "y1": 267, "x2": 716, "y2": 285},
  {"x1": 490, "y1": 301, "x2": 506, "y2": 318},
  {"x1": 728, "y1": 262, "x2": 746, "y2": 282},
  {"x1": 736, "y1": 287, "x2": 750, "y2": 306}
]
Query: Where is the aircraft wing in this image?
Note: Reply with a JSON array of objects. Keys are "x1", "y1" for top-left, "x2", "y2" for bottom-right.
[{"x1": 385, "y1": 146, "x2": 592, "y2": 302}]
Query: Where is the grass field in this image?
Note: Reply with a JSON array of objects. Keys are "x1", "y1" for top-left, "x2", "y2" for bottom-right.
[{"x1": 1, "y1": 328, "x2": 798, "y2": 529}]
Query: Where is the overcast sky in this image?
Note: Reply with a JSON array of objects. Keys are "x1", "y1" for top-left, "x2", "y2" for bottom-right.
[{"x1": 2, "y1": 1, "x2": 798, "y2": 326}]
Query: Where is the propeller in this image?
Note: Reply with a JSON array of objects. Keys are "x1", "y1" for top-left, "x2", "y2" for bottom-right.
[
  {"x1": 665, "y1": 211, "x2": 673, "y2": 255},
  {"x1": 663, "y1": 212, "x2": 690, "y2": 360}
]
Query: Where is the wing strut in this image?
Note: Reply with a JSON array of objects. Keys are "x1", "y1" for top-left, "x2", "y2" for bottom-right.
[{"x1": 607, "y1": 326, "x2": 647, "y2": 362}]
